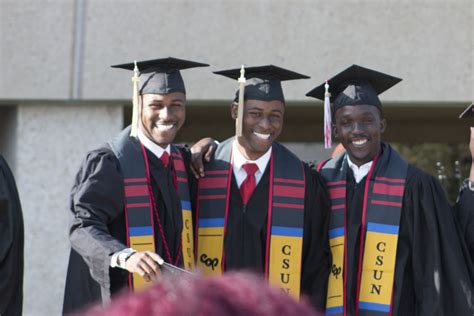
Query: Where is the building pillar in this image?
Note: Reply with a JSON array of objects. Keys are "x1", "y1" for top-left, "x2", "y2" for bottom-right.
[{"x1": 15, "y1": 103, "x2": 122, "y2": 315}]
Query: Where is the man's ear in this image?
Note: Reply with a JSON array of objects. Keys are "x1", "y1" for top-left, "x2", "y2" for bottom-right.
[
  {"x1": 332, "y1": 123, "x2": 339, "y2": 141},
  {"x1": 230, "y1": 102, "x2": 238, "y2": 120},
  {"x1": 380, "y1": 118, "x2": 387, "y2": 134}
]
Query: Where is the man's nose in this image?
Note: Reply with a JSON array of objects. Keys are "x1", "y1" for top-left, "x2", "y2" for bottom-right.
[
  {"x1": 159, "y1": 106, "x2": 170, "y2": 120},
  {"x1": 352, "y1": 121, "x2": 364, "y2": 133},
  {"x1": 258, "y1": 117, "x2": 270, "y2": 130}
]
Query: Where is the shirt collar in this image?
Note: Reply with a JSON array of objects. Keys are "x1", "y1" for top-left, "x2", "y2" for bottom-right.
[
  {"x1": 346, "y1": 154, "x2": 373, "y2": 183},
  {"x1": 137, "y1": 128, "x2": 170, "y2": 159},
  {"x1": 232, "y1": 140, "x2": 272, "y2": 174}
]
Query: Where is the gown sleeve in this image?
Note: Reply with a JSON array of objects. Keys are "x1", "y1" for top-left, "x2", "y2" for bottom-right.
[
  {"x1": 300, "y1": 164, "x2": 331, "y2": 312},
  {"x1": 453, "y1": 184, "x2": 474, "y2": 279},
  {"x1": 0, "y1": 156, "x2": 24, "y2": 315},
  {"x1": 403, "y1": 168, "x2": 473, "y2": 315},
  {"x1": 68, "y1": 148, "x2": 127, "y2": 289}
]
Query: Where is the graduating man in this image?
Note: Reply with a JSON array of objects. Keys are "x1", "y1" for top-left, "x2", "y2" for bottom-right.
[
  {"x1": 456, "y1": 105, "x2": 474, "y2": 267},
  {"x1": 306, "y1": 65, "x2": 473, "y2": 315},
  {"x1": 63, "y1": 57, "x2": 209, "y2": 313},
  {"x1": 194, "y1": 65, "x2": 331, "y2": 310},
  {"x1": 0, "y1": 155, "x2": 24, "y2": 316}
]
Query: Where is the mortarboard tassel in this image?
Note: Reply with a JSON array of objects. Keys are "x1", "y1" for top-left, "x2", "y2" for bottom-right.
[
  {"x1": 236, "y1": 65, "x2": 246, "y2": 137},
  {"x1": 130, "y1": 61, "x2": 140, "y2": 137},
  {"x1": 324, "y1": 80, "x2": 332, "y2": 148}
]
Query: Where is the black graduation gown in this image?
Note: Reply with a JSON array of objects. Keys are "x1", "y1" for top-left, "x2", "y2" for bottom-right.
[
  {"x1": 219, "y1": 163, "x2": 331, "y2": 311},
  {"x1": 454, "y1": 186, "x2": 474, "y2": 275},
  {"x1": 63, "y1": 145, "x2": 194, "y2": 314},
  {"x1": 344, "y1": 166, "x2": 473, "y2": 315},
  {"x1": 0, "y1": 155, "x2": 24, "y2": 316}
]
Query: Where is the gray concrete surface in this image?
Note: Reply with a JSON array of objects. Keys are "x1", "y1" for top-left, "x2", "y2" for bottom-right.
[
  {"x1": 14, "y1": 104, "x2": 122, "y2": 315},
  {"x1": 0, "y1": 0, "x2": 472, "y2": 315},
  {"x1": 1, "y1": 0, "x2": 472, "y2": 102}
]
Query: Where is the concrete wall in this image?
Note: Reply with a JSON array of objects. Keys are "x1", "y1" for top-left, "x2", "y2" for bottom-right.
[
  {"x1": 0, "y1": 0, "x2": 75, "y2": 99},
  {"x1": 14, "y1": 104, "x2": 122, "y2": 315},
  {"x1": 1, "y1": 0, "x2": 472, "y2": 103},
  {"x1": 0, "y1": 0, "x2": 472, "y2": 315}
]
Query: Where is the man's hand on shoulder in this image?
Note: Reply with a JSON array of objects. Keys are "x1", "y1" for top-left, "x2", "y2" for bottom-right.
[{"x1": 190, "y1": 137, "x2": 217, "y2": 179}]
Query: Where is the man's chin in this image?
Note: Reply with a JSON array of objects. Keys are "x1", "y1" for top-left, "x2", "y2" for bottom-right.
[
  {"x1": 151, "y1": 135, "x2": 175, "y2": 147},
  {"x1": 250, "y1": 142, "x2": 273, "y2": 155},
  {"x1": 348, "y1": 152, "x2": 375, "y2": 165}
]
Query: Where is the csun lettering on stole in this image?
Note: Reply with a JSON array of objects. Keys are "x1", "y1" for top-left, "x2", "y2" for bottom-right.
[
  {"x1": 359, "y1": 231, "x2": 398, "y2": 306},
  {"x1": 371, "y1": 241, "x2": 386, "y2": 295},
  {"x1": 280, "y1": 244, "x2": 292, "y2": 293}
]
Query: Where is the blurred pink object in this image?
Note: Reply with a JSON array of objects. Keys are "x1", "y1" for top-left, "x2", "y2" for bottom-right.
[{"x1": 83, "y1": 272, "x2": 323, "y2": 316}]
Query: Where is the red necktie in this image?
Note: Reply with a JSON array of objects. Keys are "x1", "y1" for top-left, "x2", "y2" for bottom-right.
[
  {"x1": 240, "y1": 163, "x2": 259, "y2": 205},
  {"x1": 161, "y1": 151, "x2": 170, "y2": 168}
]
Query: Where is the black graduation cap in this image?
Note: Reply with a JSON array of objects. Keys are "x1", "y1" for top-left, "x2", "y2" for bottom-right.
[
  {"x1": 214, "y1": 65, "x2": 310, "y2": 103},
  {"x1": 111, "y1": 57, "x2": 209, "y2": 94},
  {"x1": 306, "y1": 64, "x2": 402, "y2": 113},
  {"x1": 459, "y1": 103, "x2": 474, "y2": 119}
]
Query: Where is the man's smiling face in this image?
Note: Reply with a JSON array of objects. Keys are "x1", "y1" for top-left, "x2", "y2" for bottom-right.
[
  {"x1": 334, "y1": 104, "x2": 386, "y2": 166},
  {"x1": 140, "y1": 92, "x2": 186, "y2": 148},
  {"x1": 232, "y1": 99, "x2": 284, "y2": 160}
]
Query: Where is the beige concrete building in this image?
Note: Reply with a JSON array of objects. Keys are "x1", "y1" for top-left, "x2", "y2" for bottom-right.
[{"x1": 0, "y1": 0, "x2": 473, "y2": 314}]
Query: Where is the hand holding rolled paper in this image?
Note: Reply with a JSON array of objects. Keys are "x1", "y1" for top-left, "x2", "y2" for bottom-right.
[{"x1": 125, "y1": 251, "x2": 163, "y2": 282}]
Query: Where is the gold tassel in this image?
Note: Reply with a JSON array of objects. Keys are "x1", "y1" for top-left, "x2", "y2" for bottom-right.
[
  {"x1": 236, "y1": 65, "x2": 246, "y2": 137},
  {"x1": 130, "y1": 60, "x2": 140, "y2": 137}
]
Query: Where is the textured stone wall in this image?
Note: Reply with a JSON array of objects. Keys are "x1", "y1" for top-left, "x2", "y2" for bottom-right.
[{"x1": 14, "y1": 104, "x2": 122, "y2": 315}]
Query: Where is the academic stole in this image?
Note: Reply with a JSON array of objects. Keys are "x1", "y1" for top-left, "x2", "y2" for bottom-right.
[
  {"x1": 109, "y1": 128, "x2": 194, "y2": 290},
  {"x1": 319, "y1": 144, "x2": 407, "y2": 315},
  {"x1": 195, "y1": 138, "x2": 306, "y2": 298}
]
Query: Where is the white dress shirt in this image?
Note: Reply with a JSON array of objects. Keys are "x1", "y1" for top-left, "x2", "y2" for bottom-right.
[
  {"x1": 232, "y1": 141, "x2": 272, "y2": 188},
  {"x1": 346, "y1": 155, "x2": 373, "y2": 183}
]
